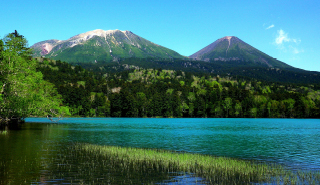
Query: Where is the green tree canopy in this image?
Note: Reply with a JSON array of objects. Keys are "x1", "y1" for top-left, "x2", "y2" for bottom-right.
[{"x1": 0, "y1": 31, "x2": 65, "y2": 124}]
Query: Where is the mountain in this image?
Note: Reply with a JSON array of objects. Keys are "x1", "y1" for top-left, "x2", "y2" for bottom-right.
[
  {"x1": 32, "y1": 32, "x2": 320, "y2": 84},
  {"x1": 190, "y1": 36, "x2": 293, "y2": 69},
  {"x1": 31, "y1": 29, "x2": 184, "y2": 63}
]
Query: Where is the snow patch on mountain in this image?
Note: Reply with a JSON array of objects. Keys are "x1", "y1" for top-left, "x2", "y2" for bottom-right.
[
  {"x1": 71, "y1": 29, "x2": 125, "y2": 41},
  {"x1": 66, "y1": 29, "x2": 129, "y2": 48}
]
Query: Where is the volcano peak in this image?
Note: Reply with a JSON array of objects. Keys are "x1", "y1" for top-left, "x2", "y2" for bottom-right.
[{"x1": 189, "y1": 36, "x2": 292, "y2": 69}]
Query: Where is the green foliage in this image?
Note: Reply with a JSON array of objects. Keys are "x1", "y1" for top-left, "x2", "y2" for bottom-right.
[
  {"x1": 223, "y1": 97, "x2": 232, "y2": 117},
  {"x1": 166, "y1": 88, "x2": 174, "y2": 95},
  {"x1": 0, "y1": 31, "x2": 62, "y2": 124},
  {"x1": 179, "y1": 80, "x2": 185, "y2": 86},
  {"x1": 234, "y1": 102, "x2": 242, "y2": 117}
]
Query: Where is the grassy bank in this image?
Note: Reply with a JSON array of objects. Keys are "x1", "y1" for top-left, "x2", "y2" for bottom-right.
[{"x1": 77, "y1": 143, "x2": 320, "y2": 184}]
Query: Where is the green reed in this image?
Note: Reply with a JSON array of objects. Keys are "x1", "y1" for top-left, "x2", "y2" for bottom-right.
[{"x1": 77, "y1": 143, "x2": 294, "y2": 184}]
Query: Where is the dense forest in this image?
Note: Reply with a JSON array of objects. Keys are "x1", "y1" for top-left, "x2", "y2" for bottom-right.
[{"x1": 37, "y1": 58, "x2": 320, "y2": 118}]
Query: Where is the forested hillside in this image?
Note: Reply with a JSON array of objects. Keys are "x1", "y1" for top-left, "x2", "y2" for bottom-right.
[
  {"x1": 71, "y1": 58, "x2": 320, "y2": 85},
  {"x1": 37, "y1": 58, "x2": 320, "y2": 118}
]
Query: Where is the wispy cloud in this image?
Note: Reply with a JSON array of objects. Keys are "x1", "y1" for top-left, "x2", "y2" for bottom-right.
[
  {"x1": 275, "y1": 29, "x2": 290, "y2": 45},
  {"x1": 266, "y1": 24, "x2": 274, "y2": 30},
  {"x1": 274, "y1": 29, "x2": 303, "y2": 54},
  {"x1": 291, "y1": 46, "x2": 304, "y2": 54},
  {"x1": 292, "y1": 38, "x2": 301, "y2": 44}
]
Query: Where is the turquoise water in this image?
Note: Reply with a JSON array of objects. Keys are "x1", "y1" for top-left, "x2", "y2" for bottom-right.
[
  {"x1": 25, "y1": 118, "x2": 320, "y2": 169},
  {"x1": 1, "y1": 118, "x2": 320, "y2": 184}
]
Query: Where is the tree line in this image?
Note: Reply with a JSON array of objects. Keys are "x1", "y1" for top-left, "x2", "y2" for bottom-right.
[{"x1": 38, "y1": 59, "x2": 320, "y2": 118}]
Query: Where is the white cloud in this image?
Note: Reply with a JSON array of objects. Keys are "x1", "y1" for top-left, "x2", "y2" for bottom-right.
[
  {"x1": 275, "y1": 29, "x2": 290, "y2": 45},
  {"x1": 266, "y1": 24, "x2": 274, "y2": 30},
  {"x1": 274, "y1": 29, "x2": 304, "y2": 54}
]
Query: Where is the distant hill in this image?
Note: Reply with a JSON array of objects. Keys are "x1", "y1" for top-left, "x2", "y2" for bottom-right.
[
  {"x1": 31, "y1": 29, "x2": 184, "y2": 63},
  {"x1": 190, "y1": 36, "x2": 293, "y2": 69}
]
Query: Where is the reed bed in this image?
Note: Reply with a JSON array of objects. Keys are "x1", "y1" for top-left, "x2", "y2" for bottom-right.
[
  {"x1": 76, "y1": 143, "x2": 320, "y2": 184},
  {"x1": 76, "y1": 143, "x2": 289, "y2": 184}
]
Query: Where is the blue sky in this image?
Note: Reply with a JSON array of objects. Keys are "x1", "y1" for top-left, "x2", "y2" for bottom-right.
[{"x1": 1, "y1": 0, "x2": 319, "y2": 72}]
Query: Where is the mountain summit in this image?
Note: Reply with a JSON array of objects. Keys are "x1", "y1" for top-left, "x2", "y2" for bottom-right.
[
  {"x1": 31, "y1": 29, "x2": 184, "y2": 63},
  {"x1": 190, "y1": 36, "x2": 293, "y2": 69}
]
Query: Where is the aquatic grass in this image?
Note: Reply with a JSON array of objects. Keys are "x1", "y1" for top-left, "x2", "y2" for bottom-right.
[
  {"x1": 75, "y1": 143, "x2": 320, "y2": 184},
  {"x1": 77, "y1": 143, "x2": 286, "y2": 184}
]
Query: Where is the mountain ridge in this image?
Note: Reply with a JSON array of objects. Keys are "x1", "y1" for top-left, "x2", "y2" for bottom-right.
[{"x1": 31, "y1": 29, "x2": 184, "y2": 63}]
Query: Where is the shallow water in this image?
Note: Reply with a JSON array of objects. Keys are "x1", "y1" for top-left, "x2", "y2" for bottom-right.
[{"x1": 1, "y1": 118, "x2": 319, "y2": 184}]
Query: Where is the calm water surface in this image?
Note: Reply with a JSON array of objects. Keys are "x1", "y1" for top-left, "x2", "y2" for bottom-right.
[{"x1": 1, "y1": 118, "x2": 320, "y2": 184}]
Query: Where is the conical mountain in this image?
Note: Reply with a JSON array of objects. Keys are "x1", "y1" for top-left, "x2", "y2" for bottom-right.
[
  {"x1": 190, "y1": 36, "x2": 293, "y2": 69},
  {"x1": 31, "y1": 29, "x2": 184, "y2": 63}
]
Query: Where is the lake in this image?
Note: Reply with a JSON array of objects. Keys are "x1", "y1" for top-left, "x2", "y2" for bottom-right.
[{"x1": 1, "y1": 118, "x2": 319, "y2": 184}]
